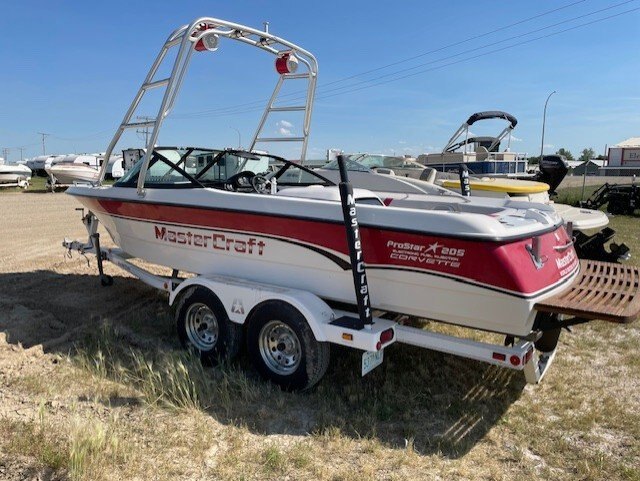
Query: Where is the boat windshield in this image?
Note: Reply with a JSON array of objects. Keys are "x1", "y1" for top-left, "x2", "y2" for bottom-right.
[
  {"x1": 115, "y1": 147, "x2": 334, "y2": 189},
  {"x1": 323, "y1": 158, "x2": 371, "y2": 172},
  {"x1": 324, "y1": 155, "x2": 409, "y2": 172},
  {"x1": 349, "y1": 154, "x2": 406, "y2": 169}
]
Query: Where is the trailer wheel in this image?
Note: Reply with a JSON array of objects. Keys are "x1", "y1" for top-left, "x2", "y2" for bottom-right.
[
  {"x1": 247, "y1": 302, "x2": 330, "y2": 391},
  {"x1": 175, "y1": 287, "x2": 241, "y2": 365}
]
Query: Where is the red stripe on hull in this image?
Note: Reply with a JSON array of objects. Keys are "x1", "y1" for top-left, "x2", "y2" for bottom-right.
[{"x1": 84, "y1": 197, "x2": 578, "y2": 296}]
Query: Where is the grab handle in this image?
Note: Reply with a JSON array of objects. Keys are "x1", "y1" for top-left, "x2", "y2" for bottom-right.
[{"x1": 553, "y1": 240, "x2": 574, "y2": 252}]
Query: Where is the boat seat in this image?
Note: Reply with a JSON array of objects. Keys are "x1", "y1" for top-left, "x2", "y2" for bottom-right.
[
  {"x1": 421, "y1": 167, "x2": 437, "y2": 184},
  {"x1": 475, "y1": 146, "x2": 489, "y2": 161},
  {"x1": 276, "y1": 185, "x2": 384, "y2": 205}
]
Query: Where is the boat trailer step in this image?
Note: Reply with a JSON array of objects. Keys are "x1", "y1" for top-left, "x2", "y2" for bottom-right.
[{"x1": 535, "y1": 260, "x2": 640, "y2": 323}]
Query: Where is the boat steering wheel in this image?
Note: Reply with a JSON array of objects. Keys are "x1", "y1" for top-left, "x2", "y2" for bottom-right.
[{"x1": 250, "y1": 174, "x2": 272, "y2": 194}]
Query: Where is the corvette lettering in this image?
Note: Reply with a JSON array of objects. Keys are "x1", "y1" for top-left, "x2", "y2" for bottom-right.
[{"x1": 154, "y1": 226, "x2": 265, "y2": 255}]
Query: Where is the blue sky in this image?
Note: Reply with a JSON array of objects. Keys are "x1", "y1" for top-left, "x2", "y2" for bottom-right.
[{"x1": 1, "y1": 0, "x2": 639, "y2": 161}]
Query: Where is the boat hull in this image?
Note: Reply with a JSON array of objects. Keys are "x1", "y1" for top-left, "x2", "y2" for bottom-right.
[
  {"x1": 71, "y1": 189, "x2": 580, "y2": 337},
  {"x1": 0, "y1": 173, "x2": 26, "y2": 184},
  {"x1": 46, "y1": 165, "x2": 99, "y2": 185},
  {"x1": 0, "y1": 165, "x2": 32, "y2": 184}
]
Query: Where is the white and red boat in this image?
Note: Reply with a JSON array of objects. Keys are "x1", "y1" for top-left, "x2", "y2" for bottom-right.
[
  {"x1": 62, "y1": 17, "x2": 640, "y2": 390},
  {"x1": 72, "y1": 148, "x2": 585, "y2": 337},
  {"x1": 65, "y1": 17, "x2": 587, "y2": 338}
]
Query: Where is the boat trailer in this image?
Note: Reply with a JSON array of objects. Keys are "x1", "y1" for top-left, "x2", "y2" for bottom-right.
[
  {"x1": 63, "y1": 159, "x2": 640, "y2": 390},
  {"x1": 1, "y1": 178, "x2": 30, "y2": 189},
  {"x1": 45, "y1": 176, "x2": 72, "y2": 192}
]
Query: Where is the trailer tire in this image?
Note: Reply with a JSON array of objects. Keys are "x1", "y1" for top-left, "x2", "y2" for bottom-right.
[
  {"x1": 175, "y1": 286, "x2": 241, "y2": 365},
  {"x1": 247, "y1": 301, "x2": 330, "y2": 391}
]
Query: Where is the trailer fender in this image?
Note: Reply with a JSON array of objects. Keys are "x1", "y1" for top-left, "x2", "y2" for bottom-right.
[{"x1": 169, "y1": 276, "x2": 334, "y2": 342}]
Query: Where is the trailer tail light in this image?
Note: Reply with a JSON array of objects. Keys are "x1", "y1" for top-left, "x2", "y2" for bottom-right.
[
  {"x1": 342, "y1": 333, "x2": 353, "y2": 341},
  {"x1": 492, "y1": 352, "x2": 506, "y2": 362},
  {"x1": 510, "y1": 355, "x2": 521, "y2": 366},
  {"x1": 524, "y1": 348, "x2": 533, "y2": 364},
  {"x1": 276, "y1": 52, "x2": 298, "y2": 74},
  {"x1": 379, "y1": 328, "x2": 394, "y2": 345}
]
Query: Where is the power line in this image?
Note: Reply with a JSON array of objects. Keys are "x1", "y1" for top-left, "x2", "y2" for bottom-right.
[
  {"x1": 51, "y1": 128, "x2": 113, "y2": 141},
  {"x1": 173, "y1": 0, "x2": 595, "y2": 118},
  {"x1": 175, "y1": 1, "x2": 639, "y2": 120},
  {"x1": 135, "y1": 116, "x2": 154, "y2": 145},
  {"x1": 317, "y1": 0, "x2": 590, "y2": 87},
  {"x1": 314, "y1": 5, "x2": 640, "y2": 101},
  {"x1": 304, "y1": 0, "x2": 638, "y2": 100}
]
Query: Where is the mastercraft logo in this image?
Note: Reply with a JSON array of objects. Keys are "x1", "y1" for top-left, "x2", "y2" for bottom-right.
[
  {"x1": 555, "y1": 249, "x2": 578, "y2": 277},
  {"x1": 154, "y1": 225, "x2": 265, "y2": 255}
]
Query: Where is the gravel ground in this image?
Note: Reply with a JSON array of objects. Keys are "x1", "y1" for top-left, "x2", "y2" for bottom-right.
[{"x1": 0, "y1": 193, "x2": 89, "y2": 273}]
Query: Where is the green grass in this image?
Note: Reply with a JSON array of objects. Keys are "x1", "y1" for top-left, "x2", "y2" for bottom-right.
[
  {"x1": 554, "y1": 184, "x2": 603, "y2": 206},
  {"x1": 0, "y1": 175, "x2": 47, "y2": 193},
  {"x1": 3, "y1": 419, "x2": 69, "y2": 472},
  {"x1": 555, "y1": 182, "x2": 640, "y2": 266}
]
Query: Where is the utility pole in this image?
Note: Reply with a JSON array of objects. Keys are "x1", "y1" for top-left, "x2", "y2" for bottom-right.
[
  {"x1": 539, "y1": 91, "x2": 556, "y2": 163},
  {"x1": 1, "y1": 148, "x2": 9, "y2": 162},
  {"x1": 38, "y1": 132, "x2": 51, "y2": 155},
  {"x1": 18, "y1": 147, "x2": 26, "y2": 161},
  {"x1": 136, "y1": 116, "x2": 154, "y2": 146}
]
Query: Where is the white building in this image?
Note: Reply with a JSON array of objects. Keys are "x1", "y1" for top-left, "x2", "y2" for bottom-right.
[{"x1": 603, "y1": 137, "x2": 640, "y2": 175}]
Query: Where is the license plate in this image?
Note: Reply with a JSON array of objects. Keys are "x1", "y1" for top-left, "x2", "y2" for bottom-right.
[{"x1": 361, "y1": 350, "x2": 384, "y2": 376}]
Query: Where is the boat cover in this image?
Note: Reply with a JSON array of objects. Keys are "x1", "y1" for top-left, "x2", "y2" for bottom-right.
[{"x1": 466, "y1": 111, "x2": 518, "y2": 129}]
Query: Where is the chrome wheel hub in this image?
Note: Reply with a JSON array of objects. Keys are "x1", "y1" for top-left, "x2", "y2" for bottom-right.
[
  {"x1": 258, "y1": 320, "x2": 301, "y2": 375},
  {"x1": 185, "y1": 303, "x2": 219, "y2": 351}
]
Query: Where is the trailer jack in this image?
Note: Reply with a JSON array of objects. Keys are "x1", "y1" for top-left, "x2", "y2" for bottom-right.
[{"x1": 91, "y1": 233, "x2": 114, "y2": 286}]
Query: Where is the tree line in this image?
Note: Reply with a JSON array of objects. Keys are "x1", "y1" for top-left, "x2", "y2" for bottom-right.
[{"x1": 528, "y1": 147, "x2": 606, "y2": 164}]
